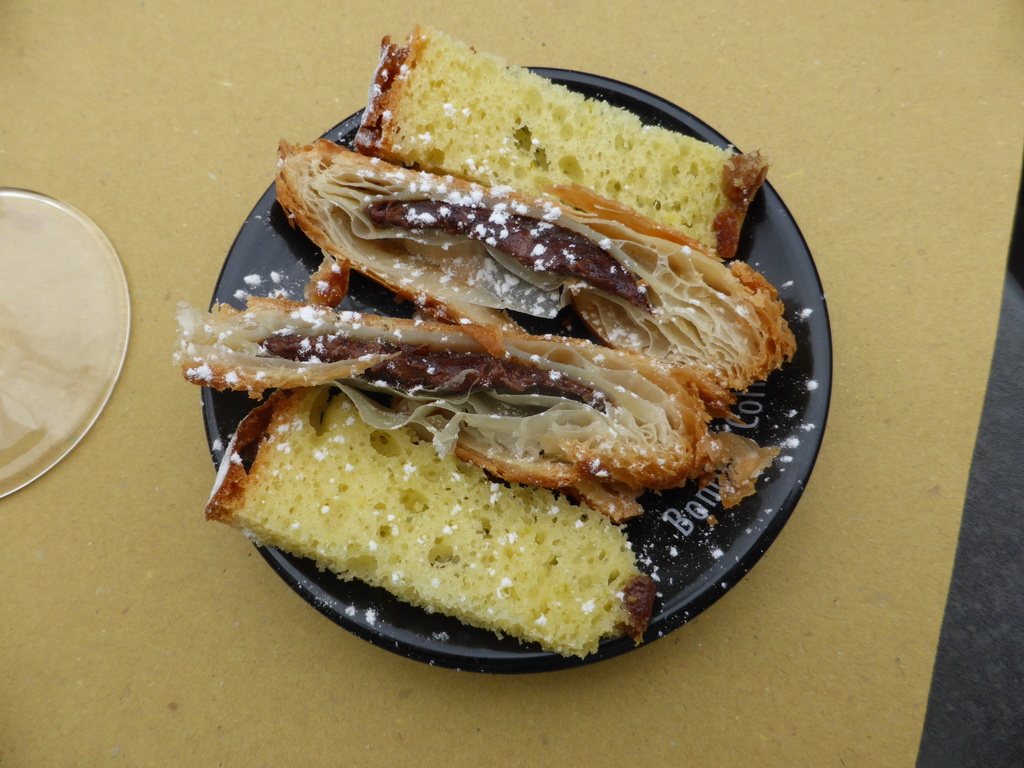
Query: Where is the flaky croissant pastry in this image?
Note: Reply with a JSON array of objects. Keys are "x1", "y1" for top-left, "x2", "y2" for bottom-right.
[
  {"x1": 275, "y1": 140, "x2": 795, "y2": 392},
  {"x1": 175, "y1": 298, "x2": 777, "y2": 521}
]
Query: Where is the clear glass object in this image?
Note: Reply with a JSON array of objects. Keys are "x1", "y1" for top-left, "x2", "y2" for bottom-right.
[{"x1": 0, "y1": 189, "x2": 130, "y2": 497}]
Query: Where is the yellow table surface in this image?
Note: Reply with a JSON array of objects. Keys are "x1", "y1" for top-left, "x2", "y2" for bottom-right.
[{"x1": 3, "y1": 1, "x2": 1022, "y2": 765}]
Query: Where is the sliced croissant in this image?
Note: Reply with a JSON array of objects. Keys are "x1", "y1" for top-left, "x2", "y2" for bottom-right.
[
  {"x1": 275, "y1": 140, "x2": 795, "y2": 392},
  {"x1": 175, "y1": 298, "x2": 777, "y2": 520}
]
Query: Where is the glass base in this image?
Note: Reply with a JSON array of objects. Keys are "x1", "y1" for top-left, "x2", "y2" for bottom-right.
[{"x1": 0, "y1": 189, "x2": 130, "y2": 497}]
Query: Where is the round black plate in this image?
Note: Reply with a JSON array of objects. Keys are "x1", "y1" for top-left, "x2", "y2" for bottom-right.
[{"x1": 201, "y1": 69, "x2": 832, "y2": 673}]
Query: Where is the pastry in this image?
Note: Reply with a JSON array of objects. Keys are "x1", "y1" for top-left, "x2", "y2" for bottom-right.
[
  {"x1": 207, "y1": 386, "x2": 656, "y2": 657},
  {"x1": 176, "y1": 298, "x2": 778, "y2": 520},
  {"x1": 276, "y1": 141, "x2": 795, "y2": 393}
]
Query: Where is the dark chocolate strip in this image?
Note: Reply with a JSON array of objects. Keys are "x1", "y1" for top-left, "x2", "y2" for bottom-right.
[
  {"x1": 260, "y1": 334, "x2": 607, "y2": 408},
  {"x1": 365, "y1": 200, "x2": 653, "y2": 311}
]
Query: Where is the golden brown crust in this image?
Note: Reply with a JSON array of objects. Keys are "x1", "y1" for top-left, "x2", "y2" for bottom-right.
[
  {"x1": 712, "y1": 152, "x2": 770, "y2": 260},
  {"x1": 709, "y1": 431, "x2": 780, "y2": 508},
  {"x1": 565, "y1": 478, "x2": 645, "y2": 523},
  {"x1": 454, "y1": 443, "x2": 649, "y2": 523},
  {"x1": 620, "y1": 574, "x2": 656, "y2": 642},
  {"x1": 728, "y1": 260, "x2": 798, "y2": 368},
  {"x1": 453, "y1": 442, "x2": 581, "y2": 489},
  {"x1": 205, "y1": 390, "x2": 288, "y2": 522},
  {"x1": 353, "y1": 27, "x2": 436, "y2": 162},
  {"x1": 304, "y1": 256, "x2": 351, "y2": 306},
  {"x1": 353, "y1": 35, "x2": 410, "y2": 158},
  {"x1": 274, "y1": 140, "x2": 351, "y2": 267}
]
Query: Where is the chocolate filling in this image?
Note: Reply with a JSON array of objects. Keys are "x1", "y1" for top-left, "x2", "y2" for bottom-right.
[
  {"x1": 365, "y1": 200, "x2": 653, "y2": 311},
  {"x1": 261, "y1": 334, "x2": 607, "y2": 409}
]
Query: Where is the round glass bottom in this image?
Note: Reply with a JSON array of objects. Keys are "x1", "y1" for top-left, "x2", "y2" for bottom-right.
[{"x1": 0, "y1": 189, "x2": 130, "y2": 497}]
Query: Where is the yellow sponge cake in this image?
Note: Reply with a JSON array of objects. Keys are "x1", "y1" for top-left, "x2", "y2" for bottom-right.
[
  {"x1": 207, "y1": 387, "x2": 655, "y2": 658},
  {"x1": 355, "y1": 25, "x2": 768, "y2": 258}
]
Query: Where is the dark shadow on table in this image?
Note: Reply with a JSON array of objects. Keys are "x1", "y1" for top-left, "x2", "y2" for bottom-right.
[{"x1": 917, "y1": 158, "x2": 1024, "y2": 767}]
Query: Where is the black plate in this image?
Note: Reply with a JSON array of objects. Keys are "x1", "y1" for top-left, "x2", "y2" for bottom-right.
[{"x1": 201, "y1": 69, "x2": 832, "y2": 673}]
